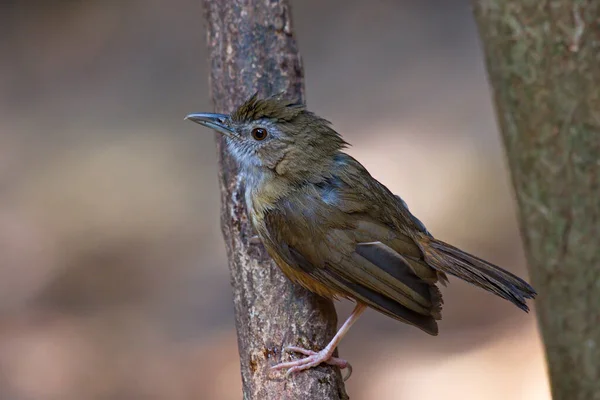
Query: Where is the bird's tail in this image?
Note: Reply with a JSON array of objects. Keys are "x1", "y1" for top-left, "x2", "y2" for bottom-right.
[{"x1": 419, "y1": 236, "x2": 536, "y2": 311}]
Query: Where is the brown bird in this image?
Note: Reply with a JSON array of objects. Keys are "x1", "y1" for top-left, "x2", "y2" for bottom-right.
[{"x1": 186, "y1": 94, "x2": 536, "y2": 378}]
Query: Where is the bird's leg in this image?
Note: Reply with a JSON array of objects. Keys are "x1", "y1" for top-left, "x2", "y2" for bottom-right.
[{"x1": 271, "y1": 303, "x2": 367, "y2": 379}]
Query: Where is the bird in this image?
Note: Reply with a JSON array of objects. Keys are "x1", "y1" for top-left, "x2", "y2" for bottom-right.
[{"x1": 185, "y1": 93, "x2": 536, "y2": 379}]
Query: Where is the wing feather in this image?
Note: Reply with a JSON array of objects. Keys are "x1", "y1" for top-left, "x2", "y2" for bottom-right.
[{"x1": 256, "y1": 154, "x2": 444, "y2": 335}]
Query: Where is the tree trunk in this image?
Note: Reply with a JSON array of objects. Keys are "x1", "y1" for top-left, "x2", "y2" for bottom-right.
[
  {"x1": 471, "y1": 2, "x2": 600, "y2": 399},
  {"x1": 201, "y1": 1, "x2": 348, "y2": 399}
]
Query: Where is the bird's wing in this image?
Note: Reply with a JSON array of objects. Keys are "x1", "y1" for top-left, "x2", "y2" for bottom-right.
[
  {"x1": 262, "y1": 197, "x2": 442, "y2": 335},
  {"x1": 330, "y1": 152, "x2": 534, "y2": 312}
]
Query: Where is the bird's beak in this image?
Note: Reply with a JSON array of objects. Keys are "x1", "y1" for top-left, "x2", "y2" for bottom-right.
[{"x1": 184, "y1": 113, "x2": 239, "y2": 139}]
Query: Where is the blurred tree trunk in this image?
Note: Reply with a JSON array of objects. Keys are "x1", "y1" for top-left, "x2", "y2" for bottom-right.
[
  {"x1": 201, "y1": 1, "x2": 348, "y2": 399},
  {"x1": 472, "y1": 1, "x2": 600, "y2": 399}
]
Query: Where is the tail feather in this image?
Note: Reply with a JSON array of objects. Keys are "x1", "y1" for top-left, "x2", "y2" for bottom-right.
[{"x1": 420, "y1": 237, "x2": 536, "y2": 312}]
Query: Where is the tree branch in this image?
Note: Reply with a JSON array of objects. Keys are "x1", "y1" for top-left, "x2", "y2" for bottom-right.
[
  {"x1": 201, "y1": 0, "x2": 348, "y2": 398},
  {"x1": 471, "y1": 1, "x2": 600, "y2": 399}
]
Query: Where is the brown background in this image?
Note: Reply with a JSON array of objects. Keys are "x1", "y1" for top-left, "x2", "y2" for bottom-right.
[{"x1": 0, "y1": 1, "x2": 549, "y2": 399}]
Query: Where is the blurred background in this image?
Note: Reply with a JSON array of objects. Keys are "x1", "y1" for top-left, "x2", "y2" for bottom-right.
[{"x1": 0, "y1": 0, "x2": 550, "y2": 399}]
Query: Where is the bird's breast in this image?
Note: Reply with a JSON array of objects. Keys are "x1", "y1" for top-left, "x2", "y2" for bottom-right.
[{"x1": 245, "y1": 184, "x2": 343, "y2": 299}]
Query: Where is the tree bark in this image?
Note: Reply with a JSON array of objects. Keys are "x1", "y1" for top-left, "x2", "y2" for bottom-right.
[
  {"x1": 471, "y1": 2, "x2": 600, "y2": 399},
  {"x1": 201, "y1": 1, "x2": 348, "y2": 399}
]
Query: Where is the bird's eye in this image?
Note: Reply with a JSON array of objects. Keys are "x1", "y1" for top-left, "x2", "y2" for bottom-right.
[{"x1": 251, "y1": 127, "x2": 268, "y2": 141}]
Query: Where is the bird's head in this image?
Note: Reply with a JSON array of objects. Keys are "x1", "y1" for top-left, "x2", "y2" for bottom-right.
[{"x1": 186, "y1": 94, "x2": 347, "y2": 182}]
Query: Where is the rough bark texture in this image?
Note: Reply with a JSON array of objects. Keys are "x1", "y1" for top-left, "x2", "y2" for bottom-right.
[
  {"x1": 472, "y1": 2, "x2": 600, "y2": 399},
  {"x1": 201, "y1": 1, "x2": 348, "y2": 399}
]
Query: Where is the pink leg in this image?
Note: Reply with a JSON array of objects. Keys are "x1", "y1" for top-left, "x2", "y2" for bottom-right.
[{"x1": 271, "y1": 303, "x2": 367, "y2": 379}]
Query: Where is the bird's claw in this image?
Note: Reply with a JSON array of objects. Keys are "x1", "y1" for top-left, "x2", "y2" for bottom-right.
[{"x1": 271, "y1": 346, "x2": 353, "y2": 381}]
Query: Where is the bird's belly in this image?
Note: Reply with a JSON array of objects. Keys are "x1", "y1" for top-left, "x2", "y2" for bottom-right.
[
  {"x1": 247, "y1": 193, "x2": 341, "y2": 298},
  {"x1": 269, "y1": 252, "x2": 340, "y2": 299}
]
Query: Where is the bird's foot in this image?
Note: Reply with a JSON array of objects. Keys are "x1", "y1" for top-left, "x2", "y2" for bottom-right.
[{"x1": 271, "y1": 346, "x2": 352, "y2": 380}]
